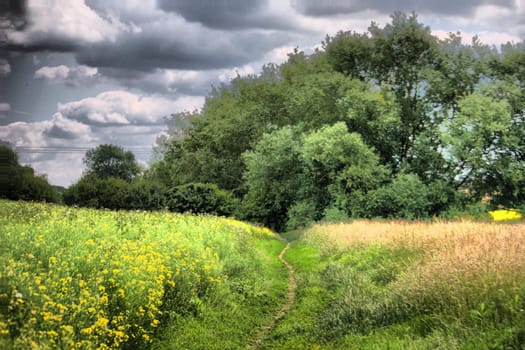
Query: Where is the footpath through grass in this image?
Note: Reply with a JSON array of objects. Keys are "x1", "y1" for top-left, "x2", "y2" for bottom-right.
[
  {"x1": 263, "y1": 220, "x2": 525, "y2": 349},
  {"x1": 0, "y1": 200, "x2": 287, "y2": 349}
]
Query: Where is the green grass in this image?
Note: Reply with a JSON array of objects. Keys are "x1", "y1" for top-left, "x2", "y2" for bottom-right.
[
  {"x1": 3, "y1": 201, "x2": 524, "y2": 349},
  {"x1": 0, "y1": 200, "x2": 287, "y2": 349},
  {"x1": 261, "y1": 221, "x2": 525, "y2": 349},
  {"x1": 153, "y1": 238, "x2": 288, "y2": 349}
]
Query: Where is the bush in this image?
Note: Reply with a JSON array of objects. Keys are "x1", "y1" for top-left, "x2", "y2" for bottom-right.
[
  {"x1": 124, "y1": 180, "x2": 167, "y2": 210},
  {"x1": 166, "y1": 183, "x2": 237, "y2": 216},
  {"x1": 366, "y1": 173, "x2": 430, "y2": 219},
  {"x1": 286, "y1": 200, "x2": 317, "y2": 230},
  {"x1": 63, "y1": 177, "x2": 128, "y2": 209}
]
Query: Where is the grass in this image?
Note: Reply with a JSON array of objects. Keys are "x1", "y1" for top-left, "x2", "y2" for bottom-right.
[
  {"x1": 262, "y1": 219, "x2": 525, "y2": 349},
  {"x1": 0, "y1": 200, "x2": 287, "y2": 349},
  {"x1": 3, "y1": 200, "x2": 524, "y2": 349}
]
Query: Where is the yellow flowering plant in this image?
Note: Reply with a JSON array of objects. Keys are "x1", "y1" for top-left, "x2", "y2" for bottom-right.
[{"x1": 0, "y1": 200, "x2": 277, "y2": 349}]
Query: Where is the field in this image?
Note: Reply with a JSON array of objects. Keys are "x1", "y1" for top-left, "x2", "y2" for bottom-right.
[
  {"x1": 2, "y1": 200, "x2": 525, "y2": 349},
  {"x1": 263, "y1": 220, "x2": 525, "y2": 349},
  {"x1": 0, "y1": 200, "x2": 287, "y2": 349}
]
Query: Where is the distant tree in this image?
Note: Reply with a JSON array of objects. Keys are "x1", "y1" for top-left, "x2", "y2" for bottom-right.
[
  {"x1": 83, "y1": 144, "x2": 140, "y2": 181},
  {"x1": 0, "y1": 143, "x2": 59, "y2": 202}
]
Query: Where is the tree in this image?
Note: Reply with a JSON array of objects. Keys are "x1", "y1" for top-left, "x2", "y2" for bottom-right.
[
  {"x1": 0, "y1": 143, "x2": 59, "y2": 202},
  {"x1": 298, "y1": 122, "x2": 388, "y2": 220},
  {"x1": 443, "y1": 88, "x2": 514, "y2": 198},
  {"x1": 242, "y1": 126, "x2": 303, "y2": 231},
  {"x1": 242, "y1": 123, "x2": 388, "y2": 230},
  {"x1": 83, "y1": 144, "x2": 140, "y2": 181},
  {"x1": 166, "y1": 183, "x2": 237, "y2": 216},
  {"x1": 338, "y1": 80, "x2": 402, "y2": 168},
  {"x1": 366, "y1": 173, "x2": 431, "y2": 219},
  {"x1": 324, "y1": 13, "x2": 441, "y2": 171}
]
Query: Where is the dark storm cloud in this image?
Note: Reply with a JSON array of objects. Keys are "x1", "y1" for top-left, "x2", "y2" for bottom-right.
[
  {"x1": 4, "y1": 0, "x2": 295, "y2": 73},
  {"x1": 44, "y1": 124, "x2": 82, "y2": 140},
  {"x1": 157, "y1": 0, "x2": 291, "y2": 30},
  {"x1": 97, "y1": 67, "x2": 216, "y2": 97},
  {"x1": 0, "y1": 0, "x2": 27, "y2": 31},
  {"x1": 76, "y1": 28, "x2": 291, "y2": 71},
  {"x1": 291, "y1": 0, "x2": 516, "y2": 17}
]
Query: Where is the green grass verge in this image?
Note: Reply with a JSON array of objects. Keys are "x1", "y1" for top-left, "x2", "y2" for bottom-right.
[{"x1": 261, "y1": 227, "x2": 525, "y2": 349}]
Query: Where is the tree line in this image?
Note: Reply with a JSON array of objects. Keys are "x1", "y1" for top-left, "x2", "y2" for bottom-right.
[{"x1": 3, "y1": 13, "x2": 525, "y2": 231}]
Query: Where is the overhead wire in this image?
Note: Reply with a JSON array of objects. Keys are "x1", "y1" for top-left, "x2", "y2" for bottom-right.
[{"x1": 13, "y1": 146, "x2": 153, "y2": 155}]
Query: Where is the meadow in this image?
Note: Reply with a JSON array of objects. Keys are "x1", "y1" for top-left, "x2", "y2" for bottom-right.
[
  {"x1": 263, "y1": 219, "x2": 525, "y2": 349},
  {"x1": 2, "y1": 200, "x2": 525, "y2": 349},
  {"x1": 0, "y1": 200, "x2": 287, "y2": 349}
]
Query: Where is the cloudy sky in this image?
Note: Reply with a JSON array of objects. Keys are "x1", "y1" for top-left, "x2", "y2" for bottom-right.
[{"x1": 1, "y1": 0, "x2": 524, "y2": 186}]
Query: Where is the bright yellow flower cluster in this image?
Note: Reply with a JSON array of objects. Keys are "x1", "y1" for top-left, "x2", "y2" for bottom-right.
[
  {"x1": 0, "y1": 200, "x2": 275, "y2": 349},
  {"x1": 488, "y1": 209, "x2": 523, "y2": 221}
]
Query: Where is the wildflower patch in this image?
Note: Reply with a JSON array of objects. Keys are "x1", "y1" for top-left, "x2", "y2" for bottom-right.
[{"x1": 0, "y1": 200, "x2": 276, "y2": 349}]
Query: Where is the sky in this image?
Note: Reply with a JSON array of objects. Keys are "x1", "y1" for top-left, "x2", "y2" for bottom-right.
[{"x1": 1, "y1": 0, "x2": 524, "y2": 187}]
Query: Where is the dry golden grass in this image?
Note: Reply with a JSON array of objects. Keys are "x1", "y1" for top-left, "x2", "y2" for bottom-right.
[
  {"x1": 305, "y1": 220, "x2": 525, "y2": 254},
  {"x1": 304, "y1": 220, "x2": 525, "y2": 310}
]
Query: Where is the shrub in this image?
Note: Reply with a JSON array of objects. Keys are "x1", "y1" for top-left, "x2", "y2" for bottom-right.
[
  {"x1": 286, "y1": 200, "x2": 317, "y2": 230},
  {"x1": 366, "y1": 173, "x2": 430, "y2": 219},
  {"x1": 166, "y1": 183, "x2": 237, "y2": 216},
  {"x1": 123, "y1": 180, "x2": 167, "y2": 210},
  {"x1": 63, "y1": 177, "x2": 128, "y2": 209}
]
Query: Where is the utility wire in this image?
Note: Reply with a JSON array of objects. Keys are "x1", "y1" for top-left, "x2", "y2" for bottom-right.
[{"x1": 14, "y1": 146, "x2": 153, "y2": 155}]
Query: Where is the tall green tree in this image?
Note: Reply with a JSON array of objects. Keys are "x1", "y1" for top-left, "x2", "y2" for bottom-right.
[
  {"x1": 298, "y1": 122, "x2": 388, "y2": 220},
  {"x1": 242, "y1": 126, "x2": 303, "y2": 230},
  {"x1": 83, "y1": 144, "x2": 140, "y2": 181}
]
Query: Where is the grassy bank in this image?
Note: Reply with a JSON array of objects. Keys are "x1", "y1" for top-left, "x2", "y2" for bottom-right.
[
  {"x1": 0, "y1": 200, "x2": 287, "y2": 349},
  {"x1": 263, "y1": 220, "x2": 525, "y2": 349}
]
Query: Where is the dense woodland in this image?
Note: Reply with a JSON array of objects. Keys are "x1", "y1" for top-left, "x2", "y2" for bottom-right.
[{"x1": 2, "y1": 13, "x2": 525, "y2": 231}]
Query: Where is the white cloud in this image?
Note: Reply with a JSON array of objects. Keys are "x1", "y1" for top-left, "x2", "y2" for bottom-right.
[
  {"x1": 35, "y1": 65, "x2": 70, "y2": 80},
  {"x1": 0, "y1": 103, "x2": 10, "y2": 112},
  {"x1": 6, "y1": 0, "x2": 124, "y2": 48},
  {"x1": 30, "y1": 153, "x2": 86, "y2": 187},
  {"x1": 58, "y1": 90, "x2": 203, "y2": 126},
  {"x1": 44, "y1": 113, "x2": 94, "y2": 140},
  {"x1": 0, "y1": 102, "x2": 10, "y2": 120},
  {"x1": 34, "y1": 64, "x2": 99, "y2": 86},
  {"x1": 0, "y1": 59, "x2": 11, "y2": 77}
]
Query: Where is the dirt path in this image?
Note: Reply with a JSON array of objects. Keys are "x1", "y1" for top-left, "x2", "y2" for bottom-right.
[{"x1": 249, "y1": 242, "x2": 296, "y2": 349}]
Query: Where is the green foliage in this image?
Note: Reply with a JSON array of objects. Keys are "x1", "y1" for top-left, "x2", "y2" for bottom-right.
[
  {"x1": 283, "y1": 72, "x2": 354, "y2": 130},
  {"x1": 242, "y1": 126, "x2": 303, "y2": 231},
  {"x1": 324, "y1": 31, "x2": 373, "y2": 80},
  {"x1": 63, "y1": 177, "x2": 128, "y2": 209},
  {"x1": 0, "y1": 200, "x2": 285, "y2": 349},
  {"x1": 286, "y1": 200, "x2": 318, "y2": 230},
  {"x1": 339, "y1": 81, "x2": 402, "y2": 167},
  {"x1": 166, "y1": 183, "x2": 237, "y2": 216},
  {"x1": 243, "y1": 123, "x2": 388, "y2": 230},
  {"x1": 0, "y1": 144, "x2": 60, "y2": 203},
  {"x1": 299, "y1": 123, "x2": 388, "y2": 221},
  {"x1": 123, "y1": 179, "x2": 167, "y2": 211},
  {"x1": 83, "y1": 144, "x2": 140, "y2": 181},
  {"x1": 367, "y1": 173, "x2": 430, "y2": 219},
  {"x1": 148, "y1": 12, "x2": 525, "y2": 224}
]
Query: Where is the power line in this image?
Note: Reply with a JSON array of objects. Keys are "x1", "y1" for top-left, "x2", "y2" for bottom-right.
[{"x1": 14, "y1": 146, "x2": 153, "y2": 155}]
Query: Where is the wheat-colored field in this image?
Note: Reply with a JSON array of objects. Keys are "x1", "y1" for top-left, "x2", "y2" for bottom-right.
[{"x1": 303, "y1": 219, "x2": 525, "y2": 318}]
